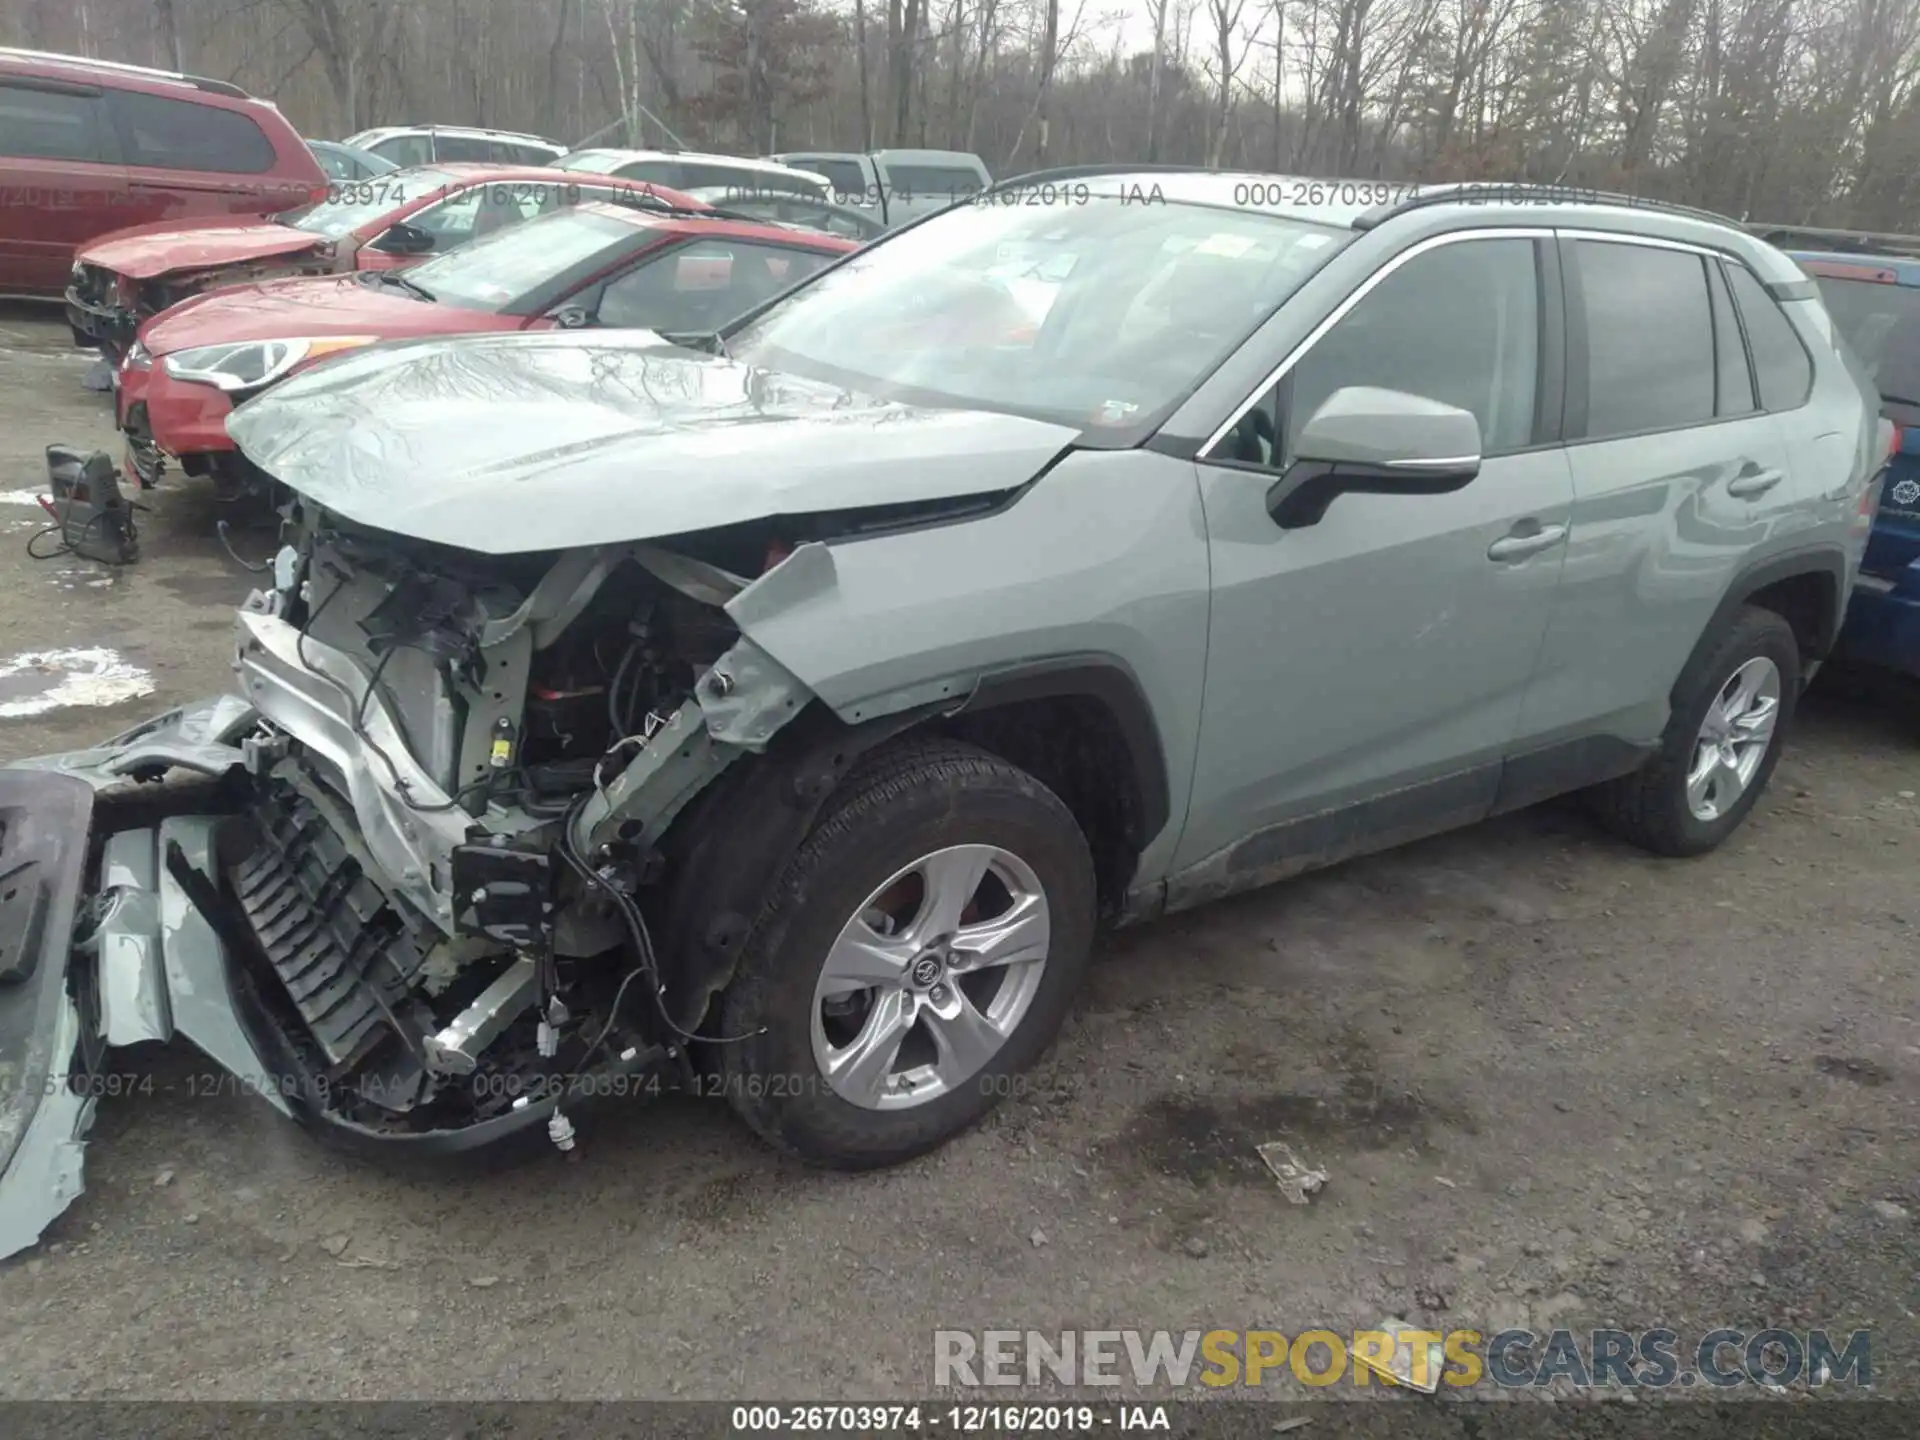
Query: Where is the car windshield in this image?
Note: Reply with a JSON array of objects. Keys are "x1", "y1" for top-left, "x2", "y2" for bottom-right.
[
  {"x1": 727, "y1": 195, "x2": 1347, "y2": 439},
  {"x1": 405, "y1": 205, "x2": 642, "y2": 310},
  {"x1": 1809, "y1": 272, "x2": 1920, "y2": 406},
  {"x1": 286, "y1": 167, "x2": 456, "y2": 238}
]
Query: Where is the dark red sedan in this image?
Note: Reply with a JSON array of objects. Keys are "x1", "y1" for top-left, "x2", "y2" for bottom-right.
[
  {"x1": 68, "y1": 164, "x2": 699, "y2": 361},
  {"x1": 116, "y1": 201, "x2": 855, "y2": 495}
]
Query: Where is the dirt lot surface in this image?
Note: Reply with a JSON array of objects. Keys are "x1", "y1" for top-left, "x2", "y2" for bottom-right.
[{"x1": 0, "y1": 302, "x2": 1915, "y2": 1411}]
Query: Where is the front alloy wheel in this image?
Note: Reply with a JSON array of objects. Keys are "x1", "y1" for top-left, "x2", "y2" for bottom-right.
[
  {"x1": 812, "y1": 844, "x2": 1051, "y2": 1111},
  {"x1": 720, "y1": 738, "x2": 1096, "y2": 1168}
]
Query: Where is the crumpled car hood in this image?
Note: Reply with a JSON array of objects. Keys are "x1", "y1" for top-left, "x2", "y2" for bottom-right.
[
  {"x1": 80, "y1": 221, "x2": 325, "y2": 281},
  {"x1": 224, "y1": 329, "x2": 1079, "y2": 555}
]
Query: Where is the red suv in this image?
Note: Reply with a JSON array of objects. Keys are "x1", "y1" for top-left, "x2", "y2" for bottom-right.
[{"x1": 0, "y1": 47, "x2": 325, "y2": 298}]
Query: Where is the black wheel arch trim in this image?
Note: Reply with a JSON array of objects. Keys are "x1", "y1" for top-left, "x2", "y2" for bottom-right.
[
  {"x1": 1691, "y1": 546, "x2": 1849, "y2": 691},
  {"x1": 656, "y1": 655, "x2": 1171, "y2": 1036},
  {"x1": 953, "y1": 654, "x2": 1173, "y2": 845},
  {"x1": 655, "y1": 700, "x2": 943, "y2": 1035}
]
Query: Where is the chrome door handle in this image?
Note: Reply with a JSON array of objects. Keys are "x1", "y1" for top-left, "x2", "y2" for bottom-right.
[
  {"x1": 1728, "y1": 467, "x2": 1784, "y2": 499},
  {"x1": 1488, "y1": 523, "x2": 1568, "y2": 561}
]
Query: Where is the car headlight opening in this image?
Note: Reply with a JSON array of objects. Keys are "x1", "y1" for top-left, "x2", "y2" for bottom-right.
[{"x1": 159, "y1": 335, "x2": 377, "y2": 391}]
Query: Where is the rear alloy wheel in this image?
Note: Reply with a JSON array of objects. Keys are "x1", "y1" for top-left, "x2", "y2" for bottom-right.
[
  {"x1": 1591, "y1": 604, "x2": 1800, "y2": 856},
  {"x1": 720, "y1": 738, "x2": 1096, "y2": 1168},
  {"x1": 1684, "y1": 656, "x2": 1781, "y2": 823}
]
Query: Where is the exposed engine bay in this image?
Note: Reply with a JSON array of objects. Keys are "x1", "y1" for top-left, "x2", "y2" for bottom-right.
[
  {"x1": 0, "y1": 328, "x2": 1077, "y2": 1258},
  {"x1": 0, "y1": 499, "x2": 875, "y2": 1257},
  {"x1": 207, "y1": 505, "x2": 824, "y2": 1143}
]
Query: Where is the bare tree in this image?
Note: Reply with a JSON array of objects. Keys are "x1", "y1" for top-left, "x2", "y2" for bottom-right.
[{"x1": 1204, "y1": 0, "x2": 1251, "y2": 162}]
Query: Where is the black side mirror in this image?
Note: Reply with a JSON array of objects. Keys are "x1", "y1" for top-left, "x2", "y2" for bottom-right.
[
  {"x1": 374, "y1": 222, "x2": 435, "y2": 256},
  {"x1": 1266, "y1": 386, "x2": 1483, "y2": 529}
]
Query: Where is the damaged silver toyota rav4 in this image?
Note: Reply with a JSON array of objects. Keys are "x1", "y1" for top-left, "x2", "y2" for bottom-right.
[{"x1": 0, "y1": 174, "x2": 1887, "y2": 1253}]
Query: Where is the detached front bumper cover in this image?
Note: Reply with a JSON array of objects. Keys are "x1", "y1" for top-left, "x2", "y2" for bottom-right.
[{"x1": 0, "y1": 697, "x2": 288, "y2": 1261}]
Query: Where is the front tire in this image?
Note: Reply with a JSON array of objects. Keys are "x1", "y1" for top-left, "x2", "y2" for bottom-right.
[
  {"x1": 718, "y1": 737, "x2": 1096, "y2": 1168},
  {"x1": 1591, "y1": 605, "x2": 1800, "y2": 856}
]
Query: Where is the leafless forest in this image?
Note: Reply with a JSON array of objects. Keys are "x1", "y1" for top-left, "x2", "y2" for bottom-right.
[{"x1": 7, "y1": 0, "x2": 1919, "y2": 229}]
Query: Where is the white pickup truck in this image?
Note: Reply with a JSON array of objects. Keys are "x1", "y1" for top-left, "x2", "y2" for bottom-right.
[{"x1": 768, "y1": 148, "x2": 991, "y2": 228}]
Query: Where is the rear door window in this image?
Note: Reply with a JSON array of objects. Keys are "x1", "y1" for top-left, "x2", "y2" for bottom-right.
[
  {"x1": 1725, "y1": 263, "x2": 1815, "y2": 411},
  {"x1": 1575, "y1": 240, "x2": 1715, "y2": 439},
  {"x1": 490, "y1": 141, "x2": 553, "y2": 165},
  {"x1": 0, "y1": 82, "x2": 112, "y2": 162},
  {"x1": 110, "y1": 91, "x2": 275, "y2": 174},
  {"x1": 432, "y1": 135, "x2": 493, "y2": 162},
  {"x1": 370, "y1": 133, "x2": 433, "y2": 167}
]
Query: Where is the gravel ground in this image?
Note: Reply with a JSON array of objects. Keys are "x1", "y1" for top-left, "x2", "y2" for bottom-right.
[{"x1": 0, "y1": 302, "x2": 1915, "y2": 1411}]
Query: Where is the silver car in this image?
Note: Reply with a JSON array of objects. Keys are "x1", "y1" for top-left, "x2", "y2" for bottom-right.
[{"x1": 0, "y1": 174, "x2": 1887, "y2": 1255}]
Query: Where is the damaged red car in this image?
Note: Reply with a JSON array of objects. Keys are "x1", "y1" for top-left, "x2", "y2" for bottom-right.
[
  {"x1": 66, "y1": 164, "x2": 699, "y2": 364},
  {"x1": 117, "y1": 200, "x2": 855, "y2": 494}
]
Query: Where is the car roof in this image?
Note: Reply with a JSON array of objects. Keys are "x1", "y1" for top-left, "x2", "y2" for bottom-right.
[
  {"x1": 565, "y1": 149, "x2": 825, "y2": 179},
  {"x1": 1788, "y1": 249, "x2": 1920, "y2": 287},
  {"x1": 870, "y1": 148, "x2": 989, "y2": 166},
  {"x1": 991, "y1": 169, "x2": 1806, "y2": 287},
  {"x1": 347, "y1": 124, "x2": 562, "y2": 147},
  {"x1": 427, "y1": 161, "x2": 678, "y2": 185},
  {"x1": 0, "y1": 45, "x2": 266, "y2": 105}
]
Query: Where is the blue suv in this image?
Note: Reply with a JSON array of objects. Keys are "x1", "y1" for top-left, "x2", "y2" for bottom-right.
[{"x1": 1779, "y1": 235, "x2": 1920, "y2": 675}]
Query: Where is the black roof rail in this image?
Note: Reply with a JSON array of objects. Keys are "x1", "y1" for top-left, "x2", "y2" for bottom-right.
[
  {"x1": 187, "y1": 75, "x2": 247, "y2": 99},
  {"x1": 1353, "y1": 182, "x2": 1740, "y2": 232}
]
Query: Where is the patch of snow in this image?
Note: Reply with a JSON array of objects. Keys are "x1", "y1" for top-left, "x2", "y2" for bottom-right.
[
  {"x1": 0, "y1": 489, "x2": 48, "y2": 506},
  {"x1": 0, "y1": 647, "x2": 154, "y2": 718}
]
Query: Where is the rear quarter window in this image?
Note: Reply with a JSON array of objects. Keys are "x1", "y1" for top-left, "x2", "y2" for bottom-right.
[
  {"x1": 1725, "y1": 263, "x2": 1814, "y2": 410},
  {"x1": 110, "y1": 90, "x2": 276, "y2": 174}
]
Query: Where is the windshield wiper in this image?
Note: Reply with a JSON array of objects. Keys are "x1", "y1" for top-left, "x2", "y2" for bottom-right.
[
  {"x1": 373, "y1": 270, "x2": 436, "y2": 302},
  {"x1": 1880, "y1": 393, "x2": 1920, "y2": 408}
]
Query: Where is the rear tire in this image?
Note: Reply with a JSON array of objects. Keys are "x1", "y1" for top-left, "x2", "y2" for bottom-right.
[
  {"x1": 718, "y1": 737, "x2": 1096, "y2": 1169},
  {"x1": 1591, "y1": 605, "x2": 1800, "y2": 856}
]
